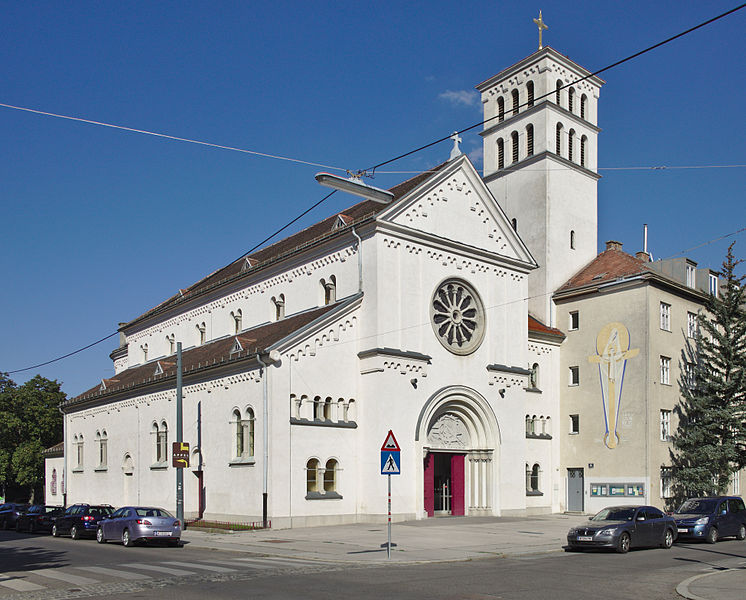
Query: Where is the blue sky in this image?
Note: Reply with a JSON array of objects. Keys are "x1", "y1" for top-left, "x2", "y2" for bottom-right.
[{"x1": 2, "y1": 1, "x2": 745, "y2": 397}]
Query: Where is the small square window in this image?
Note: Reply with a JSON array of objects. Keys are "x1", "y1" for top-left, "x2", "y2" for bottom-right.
[
  {"x1": 569, "y1": 366, "x2": 580, "y2": 386},
  {"x1": 569, "y1": 311, "x2": 579, "y2": 331},
  {"x1": 569, "y1": 414, "x2": 580, "y2": 434}
]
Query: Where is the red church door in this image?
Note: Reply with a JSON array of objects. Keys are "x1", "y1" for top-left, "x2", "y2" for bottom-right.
[
  {"x1": 424, "y1": 453, "x2": 435, "y2": 517},
  {"x1": 450, "y1": 454, "x2": 465, "y2": 516}
]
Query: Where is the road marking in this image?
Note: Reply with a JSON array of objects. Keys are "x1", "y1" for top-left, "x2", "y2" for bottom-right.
[
  {"x1": 0, "y1": 575, "x2": 45, "y2": 592},
  {"x1": 161, "y1": 561, "x2": 236, "y2": 573},
  {"x1": 123, "y1": 563, "x2": 195, "y2": 576},
  {"x1": 78, "y1": 566, "x2": 152, "y2": 580},
  {"x1": 27, "y1": 569, "x2": 100, "y2": 586}
]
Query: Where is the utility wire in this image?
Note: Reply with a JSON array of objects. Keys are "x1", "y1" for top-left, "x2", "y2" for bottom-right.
[
  {"x1": 7, "y1": 332, "x2": 118, "y2": 375},
  {"x1": 365, "y1": 3, "x2": 746, "y2": 175}
]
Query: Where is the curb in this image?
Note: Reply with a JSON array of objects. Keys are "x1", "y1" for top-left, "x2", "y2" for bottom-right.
[{"x1": 676, "y1": 569, "x2": 731, "y2": 600}]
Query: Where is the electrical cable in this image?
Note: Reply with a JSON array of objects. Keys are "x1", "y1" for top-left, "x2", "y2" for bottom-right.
[{"x1": 6, "y1": 332, "x2": 118, "y2": 375}]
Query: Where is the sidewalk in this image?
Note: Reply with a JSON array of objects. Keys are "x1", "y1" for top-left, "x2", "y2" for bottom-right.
[{"x1": 182, "y1": 514, "x2": 746, "y2": 599}]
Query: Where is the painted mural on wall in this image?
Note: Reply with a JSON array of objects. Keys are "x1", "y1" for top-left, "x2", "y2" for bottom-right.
[{"x1": 588, "y1": 322, "x2": 639, "y2": 449}]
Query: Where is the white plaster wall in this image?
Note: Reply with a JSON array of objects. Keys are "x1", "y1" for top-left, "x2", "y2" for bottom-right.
[{"x1": 44, "y1": 456, "x2": 64, "y2": 506}]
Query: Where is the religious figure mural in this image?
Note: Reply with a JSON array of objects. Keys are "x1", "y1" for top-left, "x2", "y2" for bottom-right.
[{"x1": 588, "y1": 323, "x2": 639, "y2": 449}]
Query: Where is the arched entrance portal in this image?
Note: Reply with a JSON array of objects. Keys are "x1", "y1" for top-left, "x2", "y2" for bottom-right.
[{"x1": 416, "y1": 386, "x2": 499, "y2": 518}]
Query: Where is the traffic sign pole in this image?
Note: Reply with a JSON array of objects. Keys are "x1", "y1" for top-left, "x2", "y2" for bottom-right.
[
  {"x1": 387, "y1": 473, "x2": 391, "y2": 559},
  {"x1": 176, "y1": 343, "x2": 184, "y2": 525}
]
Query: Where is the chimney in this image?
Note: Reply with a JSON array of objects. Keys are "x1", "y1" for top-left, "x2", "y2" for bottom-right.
[
  {"x1": 605, "y1": 240, "x2": 623, "y2": 252},
  {"x1": 118, "y1": 322, "x2": 127, "y2": 348},
  {"x1": 636, "y1": 251, "x2": 651, "y2": 262}
]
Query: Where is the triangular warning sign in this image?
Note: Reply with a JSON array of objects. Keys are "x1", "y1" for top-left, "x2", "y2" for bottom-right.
[
  {"x1": 381, "y1": 453, "x2": 400, "y2": 474},
  {"x1": 381, "y1": 430, "x2": 400, "y2": 451}
]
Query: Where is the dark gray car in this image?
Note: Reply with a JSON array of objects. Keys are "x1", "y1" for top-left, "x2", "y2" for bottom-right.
[
  {"x1": 673, "y1": 496, "x2": 746, "y2": 543},
  {"x1": 567, "y1": 505, "x2": 677, "y2": 553},
  {"x1": 96, "y1": 506, "x2": 181, "y2": 547}
]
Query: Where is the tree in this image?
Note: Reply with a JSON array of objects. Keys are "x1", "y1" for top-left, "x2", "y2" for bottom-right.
[
  {"x1": 0, "y1": 373, "x2": 65, "y2": 503},
  {"x1": 670, "y1": 243, "x2": 746, "y2": 506}
]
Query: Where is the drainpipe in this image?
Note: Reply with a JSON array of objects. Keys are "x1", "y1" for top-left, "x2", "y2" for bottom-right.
[
  {"x1": 351, "y1": 227, "x2": 362, "y2": 293},
  {"x1": 257, "y1": 354, "x2": 268, "y2": 528}
]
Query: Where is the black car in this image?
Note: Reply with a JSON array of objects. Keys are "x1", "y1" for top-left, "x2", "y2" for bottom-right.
[
  {"x1": 0, "y1": 503, "x2": 30, "y2": 530},
  {"x1": 673, "y1": 496, "x2": 746, "y2": 543},
  {"x1": 15, "y1": 505, "x2": 65, "y2": 534},
  {"x1": 567, "y1": 505, "x2": 677, "y2": 553},
  {"x1": 52, "y1": 504, "x2": 114, "y2": 539}
]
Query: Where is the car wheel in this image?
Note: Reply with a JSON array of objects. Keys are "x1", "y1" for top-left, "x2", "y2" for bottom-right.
[
  {"x1": 96, "y1": 527, "x2": 106, "y2": 544},
  {"x1": 706, "y1": 527, "x2": 718, "y2": 544},
  {"x1": 51, "y1": 524, "x2": 59, "y2": 537},
  {"x1": 737, "y1": 525, "x2": 746, "y2": 541},
  {"x1": 122, "y1": 528, "x2": 134, "y2": 547},
  {"x1": 661, "y1": 529, "x2": 674, "y2": 549},
  {"x1": 616, "y1": 532, "x2": 631, "y2": 554},
  {"x1": 70, "y1": 525, "x2": 79, "y2": 540}
]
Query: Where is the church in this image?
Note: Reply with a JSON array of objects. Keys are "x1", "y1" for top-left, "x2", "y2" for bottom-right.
[{"x1": 52, "y1": 33, "x2": 739, "y2": 526}]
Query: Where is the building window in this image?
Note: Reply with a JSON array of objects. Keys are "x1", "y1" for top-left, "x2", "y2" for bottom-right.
[
  {"x1": 686, "y1": 264, "x2": 696, "y2": 288},
  {"x1": 141, "y1": 343, "x2": 148, "y2": 362},
  {"x1": 733, "y1": 472, "x2": 741, "y2": 495},
  {"x1": 272, "y1": 294, "x2": 285, "y2": 321},
  {"x1": 661, "y1": 467, "x2": 673, "y2": 498},
  {"x1": 323, "y1": 397, "x2": 332, "y2": 420},
  {"x1": 684, "y1": 362, "x2": 696, "y2": 390},
  {"x1": 660, "y1": 356, "x2": 671, "y2": 385},
  {"x1": 526, "y1": 415, "x2": 535, "y2": 435},
  {"x1": 687, "y1": 312, "x2": 697, "y2": 338},
  {"x1": 511, "y1": 89, "x2": 519, "y2": 116},
  {"x1": 570, "y1": 230, "x2": 576, "y2": 250},
  {"x1": 555, "y1": 80, "x2": 562, "y2": 105},
  {"x1": 306, "y1": 459, "x2": 319, "y2": 493},
  {"x1": 313, "y1": 396, "x2": 323, "y2": 420},
  {"x1": 526, "y1": 124, "x2": 534, "y2": 157},
  {"x1": 569, "y1": 414, "x2": 580, "y2": 434},
  {"x1": 527, "y1": 81, "x2": 534, "y2": 107},
  {"x1": 511, "y1": 218, "x2": 517, "y2": 232},
  {"x1": 568, "y1": 129, "x2": 575, "y2": 162},
  {"x1": 569, "y1": 366, "x2": 580, "y2": 386},
  {"x1": 196, "y1": 323, "x2": 206, "y2": 345},
  {"x1": 555, "y1": 123, "x2": 563, "y2": 155},
  {"x1": 154, "y1": 421, "x2": 168, "y2": 464},
  {"x1": 497, "y1": 97, "x2": 505, "y2": 122},
  {"x1": 166, "y1": 334, "x2": 175, "y2": 354},
  {"x1": 233, "y1": 408, "x2": 255, "y2": 459},
  {"x1": 660, "y1": 302, "x2": 671, "y2": 331},
  {"x1": 324, "y1": 459, "x2": 338, "y2": 492},
  {"x1": 511, "y1": 131, "x2": 519, "y2": 163},
  {"x1": 497, "y1": 138, "x2": 504, "y2": 169},
  {"x1": 569, "y1": 311, "x2": 579, "y2": 331},
  {"x1": 231, "y1": 309, "x2": 242, "y2": 334},
  {"x1": 580, "y1": 94, "x2": 587, "y2": 120},
  {"x1": 580, "y1": 135, "x2": 587, "y2": 167},
  {"x1": 526, "y1": 463, "x2": 541, "y2": 493},
  {"x1": 51, "y1": 469, "x2": 57, "y2": 496},
  {"x1": 709, "y1": 273, "x2": 718, "y2": 297},
  {"x1": 74, "y1": 435, "x2": 84, "y2": 469},
  {"x1": 529, "y1": 363, "x2": 539, "y2": 388},
  {"x1": 660, "y1": 410, "x2": 671, "y2": 441},
  {"x1": 96, "y1": 431, "x2": 108, "y2": 468},
  {"x1": 321, "y1": 276, "x2": 336, "y2": 305}
]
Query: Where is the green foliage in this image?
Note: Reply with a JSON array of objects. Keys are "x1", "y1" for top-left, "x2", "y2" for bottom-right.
[
  {"x1": 670, "y1": 244, "x2": 746, "y2": 507},
  {"x1": 0, "y1": 373, "x2": 65, "y2": 501}
]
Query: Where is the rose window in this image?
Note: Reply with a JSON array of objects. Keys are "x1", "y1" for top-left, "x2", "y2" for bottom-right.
[{"x1": 430, "y1": 279, "x2": 485, "y2": 355}]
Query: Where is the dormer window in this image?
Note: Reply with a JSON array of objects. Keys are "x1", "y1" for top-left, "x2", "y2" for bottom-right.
[
  {"x1": 196, "y1": 322, "x2": 206, "y2": 345},
  {"x1": 321, "y1": 276, "x2": 336, "y2": 305},
  {"x1": 166, "y1": 334, "x2": 175, "y2": 354},
  {"x1": 686, "y1": 264, "x2": 696, "y2": 288},
  {"x1": 231, "y1": 309, "x2": 242, "y2": 334},
  {"x1": 272, "y1": 294, "x2": 285, "y2": 321}
]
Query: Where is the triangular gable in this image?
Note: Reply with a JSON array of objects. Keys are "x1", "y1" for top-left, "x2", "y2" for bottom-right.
[
  {"x1": 230, "y1": 337, "x2": 244, "y2": 355},
  {"x1": 378, "y1": 156, "x2": 536, "y2": 266},
  {"x1": 154, "y1": 362, "x2": 164, "y2": 376},
  {"x1": 332, "y1": 214, "x2": 352, "y2": 230}
]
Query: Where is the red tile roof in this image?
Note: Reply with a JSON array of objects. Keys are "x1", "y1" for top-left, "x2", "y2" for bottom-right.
[
  {"x1": 68, "y1": 301, "x2": 347, "y2": 407},
  {"x1": 128, "y1": 163, "x2": 448, "y2": 327},
  {"x1": 557, "y1": 247, "x2": 652, "y2": 293},
  {"x1": 528, "y1": 315, "x2": 565, "y2": 339}
]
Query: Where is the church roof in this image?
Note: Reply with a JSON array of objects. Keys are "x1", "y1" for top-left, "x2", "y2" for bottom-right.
[
  {"x1": 127, "y1": 163, "x2": 449, "y2": 328},
  {"x1": 42, "y1": 442, "x2": 64, "y2": 457},
  {"x1": 528, "y1": 315, "x2": 565, "y2": 340},
  {"x1": 66, "y1": 300, "x2": 347, "y2": 408}
]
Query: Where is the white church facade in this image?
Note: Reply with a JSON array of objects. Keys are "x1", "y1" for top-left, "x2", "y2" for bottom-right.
[{"x1": 64, "y1": 42, "x2": 717, "y2": 527}]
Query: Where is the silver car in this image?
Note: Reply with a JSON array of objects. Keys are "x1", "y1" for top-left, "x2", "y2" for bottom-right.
[{"x1": 96, "y1": 506, "x2": 181, "y2": 547}]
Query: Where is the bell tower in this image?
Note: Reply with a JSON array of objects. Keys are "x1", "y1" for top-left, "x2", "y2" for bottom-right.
[{"x1": 476, "y1": 42, "x2": 604, "y2": 327}]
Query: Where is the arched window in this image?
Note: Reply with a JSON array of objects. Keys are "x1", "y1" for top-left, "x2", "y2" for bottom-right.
[
  {"x1": 580, "y1": 94, "x2": 587, "y2": 120},
  {"x1": 568, "y1": 129, "x2": 575, "y2": 162},
  {"x1": 233, "y1": 408, "x2": 255, "y2": 459},
  {"x1": 155, "y1": 421, "x2": 168, "y2": 464},
  {"x1": 74, "y1": 435, "x2": 84, "y2": 469},
  {"x1": 196, "y1": 323, "x2": 206, "y2": 345},
  {"x1": 530, "y1": 363, "x2": 539, "y2": 388},
  {"x1": 526, "y1": 124, "x2": 534, "y2": 157},
  {"x1": 568, "y1": 88, "x2": 575, "y2": 113},
  {"x1": 313, "y1": 396, "x2": 322, "y2": 420},
  {"x1": 497, "y1": 138, "x2": 504, "y2": 169},
  {"x1": 51, "y1": 468, "x2": 58, "y2": 495},
  {"x1": 323, "y1": 397, "x2": 332, "y2": 420},
  {"x1": 555, "y1": 123, "x2": 563, "y2": 155},
  {"x1": 324, "y1": 459, "x2": 338, "y2": 492},
  {"x1": 511, "y1": 131, "x2": 519, "y2": 163},
  {"x1": 231, "y1": 309, "x2": 242, "y2": 334},
  {"x1": 525, "y1": 415, "x2": 532, "y2": 435},
  {"x1": 272, "y1": 294, "x2": 285, "y2": 321},
  {"x1": 141, "y1": 343, "x2": 148, "y2": 362},
  {"x1": 527, "y1": 81, "x2": 534, "y2": 108},
  {"x1": 306, "y1": 458, "x2": 319, "y2": 493},
  {"x1": 570, "y1": 230, "x2": 576, "y2": 249},
  {"x1": 497, "y1": 97, "x2": 505, "y2": 122},
  {"x1": 97, "y1": 430, "x2": 108, "y2": 468},
  {"x1": 511, "y1": 89, "x2": 519, "y2": 116},
  {"x1": 321, "y1": 276, "x2": 336, "y2": 305},
  {"x1": 166, "y1": 334, "x2": 175, "y2": 354},
  {"x1": 555, "y1": 80, "x2": 562, "y2": 105},
  {"x1": 511, "y1": 218, "x2": 517, "y2": 232},
  {"x1": 122, "y1": 453, "x2": 134, "y2": 476},
  {"x1": 530, "y1": 463, "x2": 541, "y2": 492},
  {"x1": 580, "y1": 136, "x2": 587, "y2": 167}
]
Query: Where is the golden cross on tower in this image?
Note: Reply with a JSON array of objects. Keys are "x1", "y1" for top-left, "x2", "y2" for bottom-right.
[{"x1": 533, "y1": 10, "x2": 548, "y2": 50}]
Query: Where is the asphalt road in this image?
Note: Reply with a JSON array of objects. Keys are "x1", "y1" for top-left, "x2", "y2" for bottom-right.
[{"x1": 1, "y1": 528, "x2": 745, "y2": 599}]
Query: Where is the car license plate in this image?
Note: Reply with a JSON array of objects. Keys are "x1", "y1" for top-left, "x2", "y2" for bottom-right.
[
  {"x1": 677, "y1": 528, "x2": 688, "y2": 533},
  {"x1": 154, "y1": 531, "x2": 172, "y2": 537},
  {"x1": 577, "y1": 536, "x2": 593, "y2": 542}
]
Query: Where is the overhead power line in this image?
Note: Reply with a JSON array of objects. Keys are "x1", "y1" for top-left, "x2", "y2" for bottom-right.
[{"x1": 7, "y1": 332, "x2": 118, "y2": 375}]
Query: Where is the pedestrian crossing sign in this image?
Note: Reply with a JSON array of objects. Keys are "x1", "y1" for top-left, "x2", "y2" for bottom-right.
[{"x1": 381, "y1": 451, "x2": 401, "y2": 474}]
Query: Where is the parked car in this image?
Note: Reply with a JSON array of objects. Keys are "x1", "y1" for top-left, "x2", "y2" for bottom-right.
[
  {"x1": 567, "y1": 505, "x2": 677, "y2": 553},
  {"x1": 96, "y1": 506, "x2": 181, "y2": 547},
  {"x1": 15, "y1": 505, "x2": 65, "y2": 534},
  {"x1": 0, "y1": 503, "x2": 30, "y2": 530},
  {"x1": 673, "y1": 496, "x2": 746, "y2": 543},
  {"x1": 52, "y1": 504, "x2": 114, "y2": 539}
]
